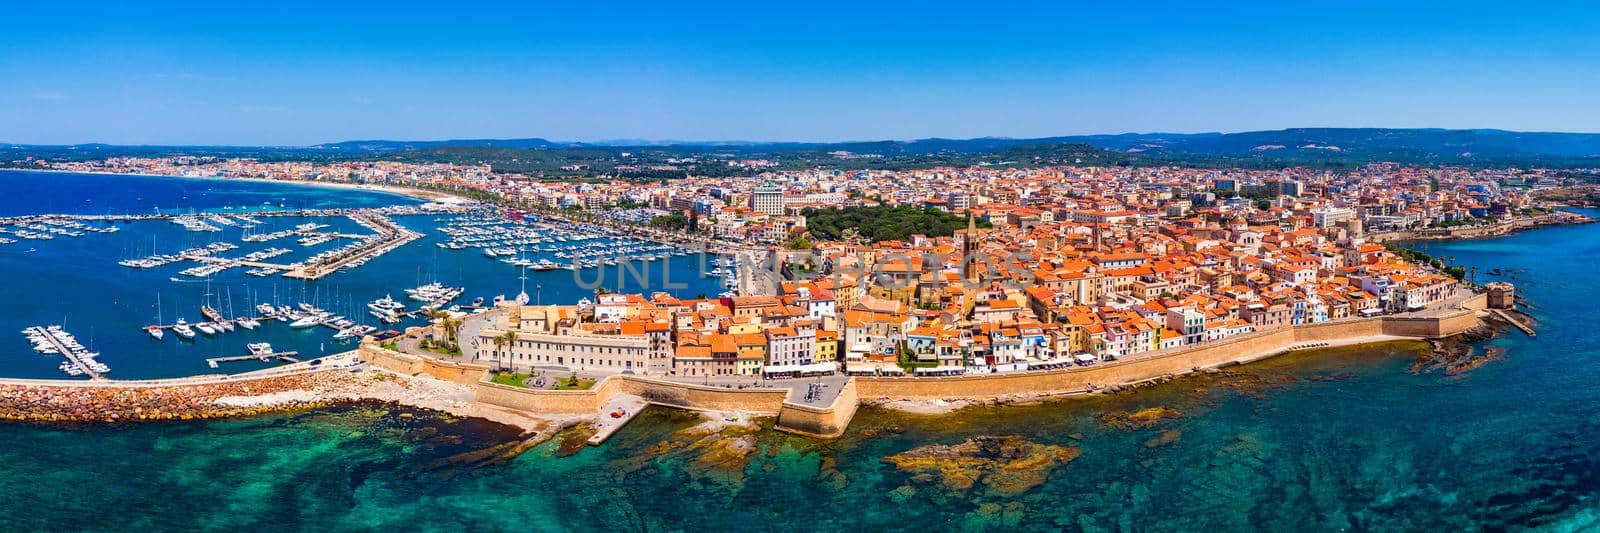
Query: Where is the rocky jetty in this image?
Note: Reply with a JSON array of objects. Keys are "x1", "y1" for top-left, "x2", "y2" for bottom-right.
[
  {"x1": 0, "y1": 368, "x2": 488, "y2": 425},
  {"x1": 0, "y1": 372, "x2": 349, "y2": 423}
]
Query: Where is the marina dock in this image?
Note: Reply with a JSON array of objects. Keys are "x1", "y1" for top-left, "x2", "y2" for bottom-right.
[
  {"x1": 117, "y1": 211, "x2": 424, "y2": 280},
  {"x1": 206, "y1": 352, "x2": 301, "y2": 368},
  {"x1": 24, "y1": 326, "x2": 108, "y2": 380},
  {"x1": 283, "y1": 213, "x2": 422, "y2": 280}
]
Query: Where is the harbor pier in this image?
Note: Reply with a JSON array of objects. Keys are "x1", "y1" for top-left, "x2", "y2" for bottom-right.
[{"x1": 206, "y1": 352, "x2": 301, "y2": 369}]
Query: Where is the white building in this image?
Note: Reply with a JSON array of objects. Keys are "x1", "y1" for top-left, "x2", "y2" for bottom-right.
[{"x1": 752, "y1": 184, "x2": 785, "y2": 215}]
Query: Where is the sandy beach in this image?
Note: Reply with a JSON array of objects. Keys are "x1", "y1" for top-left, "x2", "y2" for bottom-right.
[{"x1": 5, "y1": 168, "x2": 474, "y2": 205}]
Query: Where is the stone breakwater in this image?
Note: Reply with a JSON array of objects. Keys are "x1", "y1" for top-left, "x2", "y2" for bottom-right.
[
  {"x1": 0, "y1": 369, "x2": 485, "y2": 425},
  {"x1": 0, "y1": 372, "x2": 345, "y2": 423}
]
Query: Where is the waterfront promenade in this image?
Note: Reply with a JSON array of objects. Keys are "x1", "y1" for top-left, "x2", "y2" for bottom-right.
[{"x1": 1368, "y1": 211, "x2": 1593, "y2": 243}]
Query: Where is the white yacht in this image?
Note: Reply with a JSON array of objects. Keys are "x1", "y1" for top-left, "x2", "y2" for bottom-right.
[
  {"x1": 369, "y1": 295, "x2": 405, "y2": 313},
  {"x1": 172, "y1": 319, "x2": 196, "y2": 340},
  {"x1": 289, "y1": 313, "x2": 326, "y2": 328}
]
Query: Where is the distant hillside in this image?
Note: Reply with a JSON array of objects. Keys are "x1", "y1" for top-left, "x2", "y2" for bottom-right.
[
  {"x1": 305, "y1": 128, "x2": 1600, "y2": 166},
  {"x1": 1050, "y1": 128, "x2": 1600, "y2": 163},
  {"x1": 311, "y1": 138, "x2": 565, "y2": 152},
  {"x1": 7, "y1": 128, "x2": 1600, "y2": 173}
]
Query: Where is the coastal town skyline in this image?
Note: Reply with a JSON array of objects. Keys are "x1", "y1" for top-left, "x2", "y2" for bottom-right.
[
  {"x1": 0, "y1": 130, "x2": 1595, "y2": 530},
  {"x1": 6, "y1": 3, "x2": 1600, "y2": 529}
]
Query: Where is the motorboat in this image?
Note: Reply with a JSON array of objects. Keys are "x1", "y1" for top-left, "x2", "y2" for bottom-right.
[{"x1": 172, "y1": 319, "x2": 196, "y2": 340}]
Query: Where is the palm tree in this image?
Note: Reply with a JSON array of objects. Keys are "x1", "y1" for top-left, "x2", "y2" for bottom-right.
[
  {"x1": 427, "y1": 309, "x2": 464, "y2": 343},
  {"x1": 491, "y1": 329, "x2": 515, "y2": 350}
]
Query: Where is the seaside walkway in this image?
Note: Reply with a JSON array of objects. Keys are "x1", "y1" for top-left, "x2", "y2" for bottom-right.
[
  {"x1": 1491, "y1": 309, "x2": 1536, "y2": 337},
  {"x1": 587, "y1": 393, "x2": 647, "y2": 445}
]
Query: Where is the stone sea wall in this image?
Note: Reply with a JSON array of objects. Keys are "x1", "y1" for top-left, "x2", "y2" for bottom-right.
[
  {"x1": 475, "y1": 380, "x2": 604, "y2": 414},
  {"x1": 608, "y1": 376, "x2": 790, "y2": 414},
  {"x1": 472, "y1": 374, "x2": 791, "y2": 416},
  {"x1": 356, "y1": 344, "x2": 491, "y2": 386},
  {"x1": 356, "y1": 306, "x2": 1481, "y2": 438},
  {"x1": 855, "y1": 311, "x2": 1477, "y2": 401},
  {"x1": 775, "y1": 379, "x2": 859, "y2": 438}
]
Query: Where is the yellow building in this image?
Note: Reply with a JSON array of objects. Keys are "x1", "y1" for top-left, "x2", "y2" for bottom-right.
[
  {"x1": 734, "y1": 333, "x2": 767, "y2": 375},
  {"x1": 815, "y1": 329, "x2": 839, "y2": 362}
]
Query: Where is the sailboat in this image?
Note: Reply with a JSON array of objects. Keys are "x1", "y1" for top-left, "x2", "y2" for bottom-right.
[
  {"x1": 224, "y1": 286, "x2": 256, "y2": 329},
  {"x1": 146, "y1": 292, "x2": 165, "y2": 340},
  {"x1": 236, "y1": 287, "x2": 260, "y2": 329}
]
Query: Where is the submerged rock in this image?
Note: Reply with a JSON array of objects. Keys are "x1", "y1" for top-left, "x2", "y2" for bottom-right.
[
  {"x1": 636, "y1": 417, "x2": 768, "y2": 489},
  {"x1": 1099, "y1": 406, "x2": 1182, "y2": 430},
  {"x1": 554, "y1": 424, "x2": 598, "y2": 458},
  {"x1": 1414, "y1": 325, "x2": 1506, "y2": 375},
  {"x1": 883, "y1": 435, "x2": 1081, "y2": 498},
  {"x1": 964, "y1": 501, "x2": 1026, "y2": 529},
  {"x1": 1144, "y1": 429, "x2": 1182, "y2": 449},
  {"x1": 818, "y1": 455, "x2": 849, "y2": 489}
]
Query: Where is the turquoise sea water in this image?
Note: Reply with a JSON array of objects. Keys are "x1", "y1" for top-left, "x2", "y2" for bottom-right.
[
  {"x1": 3, "y1": 170, "x2": 1599, "y2": 530},
  {"x1": 0, "y1": 170, "x2": 724, "y2": 379}
]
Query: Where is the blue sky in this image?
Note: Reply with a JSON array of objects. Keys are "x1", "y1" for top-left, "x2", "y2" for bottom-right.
[{"x1": 3, "y1": 1, "x2": 1597, "y2": 145}]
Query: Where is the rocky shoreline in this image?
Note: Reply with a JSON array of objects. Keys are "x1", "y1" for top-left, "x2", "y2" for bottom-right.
[{"x1": 1416, "y1": 313, "x2": 1525, "y2": 375}]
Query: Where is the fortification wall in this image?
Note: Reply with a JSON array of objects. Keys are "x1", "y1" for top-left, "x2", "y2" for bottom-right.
[
  {"x1": 853, "y1": 314, "x2": 1471, "y2": 401},
  {"x1": 775, "y1": 379, "x2": 860, "y2": 438},
  {"x1": 357, "y1": 344, "x2": 489, "y2": 385},
  {"x1": 855, "y1": 325, "x2": 1302, "y2": 400},
  {"x1": 1292, "y1": 317, "x2": 1386, "y2": 342},
  {"x1": 357, "y1": 345, "x2": 424, "y2": 374},
  {"x1": 606, "y1": 376, "x2": 790, "y2": 414},
  {"x1": 472, "y1": 374, "x2": 790, "y2": 416},
  {"x1": 375, "y1": 307, "x2": 1482, "y2": 438},
  {"x1": 418, "y1": 357, "x2": 490, "y2": 386},
  {"x1": 475, "y1": 381, "x2": 605, "y2": 414},
  {"x1": 1382, "y1": 309, "x2": 1479, "y2": 338}
]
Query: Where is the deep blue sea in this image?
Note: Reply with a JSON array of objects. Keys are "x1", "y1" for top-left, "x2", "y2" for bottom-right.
[
  {"x1": 2, "y1": 171, "x2": 1598, "y2": 531},
  {"x1": 0, "y1": 170, "x2": 724, "y2": 379}
]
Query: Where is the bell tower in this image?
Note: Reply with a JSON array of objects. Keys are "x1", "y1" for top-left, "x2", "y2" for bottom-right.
[{"x1": 963, "y1": 210, "x2": 980, "y2": 284}]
